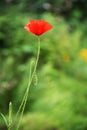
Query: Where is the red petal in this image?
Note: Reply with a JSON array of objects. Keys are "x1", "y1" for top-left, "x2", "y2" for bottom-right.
[
  {"x1": 24, "y1": 24, "x2": 30, "y2": 32},
  {"x1": 24, "y1": 20, "x2": 53, "y2": 36}
]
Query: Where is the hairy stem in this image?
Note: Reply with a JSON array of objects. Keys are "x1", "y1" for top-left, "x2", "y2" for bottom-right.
[{"x1": 16, "y1": 37, "x2": 41, "y2": 130}]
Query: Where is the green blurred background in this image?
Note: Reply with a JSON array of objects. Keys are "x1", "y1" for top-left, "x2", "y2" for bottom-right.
[{"x1": 0, "y1": 0, "x2": 87, "y2": 130}]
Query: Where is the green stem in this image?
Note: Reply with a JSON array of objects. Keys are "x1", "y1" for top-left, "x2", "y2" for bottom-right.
[
  {"x1": 11, "y1": 62, "x2": 32, "y2": 129},
  {"x1": 16, "y1": 37, "x2": 41, "y2": 130},
  {"x1": 15, "y1": 62, "x2": 32, "y2": 118},
  {"x1": 8, "y1": 102, "x2": 12, "y2": 130}
]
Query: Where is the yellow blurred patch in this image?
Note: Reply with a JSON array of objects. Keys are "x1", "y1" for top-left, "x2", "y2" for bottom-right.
[{"x1": 79, "y1": 48, "x2": 87, "y2": 62}]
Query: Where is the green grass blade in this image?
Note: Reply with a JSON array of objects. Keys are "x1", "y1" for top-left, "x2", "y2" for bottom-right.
[{"x1": 0, "y1": 112, "x2": 8, "y2": 127}]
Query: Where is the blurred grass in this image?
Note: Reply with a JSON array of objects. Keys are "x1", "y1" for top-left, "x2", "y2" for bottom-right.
[{"x1": 0, "y1": 7, "x2": 87, "y2": 130}]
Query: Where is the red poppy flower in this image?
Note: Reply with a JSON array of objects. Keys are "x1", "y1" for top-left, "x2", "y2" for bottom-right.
[{"x1": 24, "y1": 20, "x2": 52, "y2": 36}]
